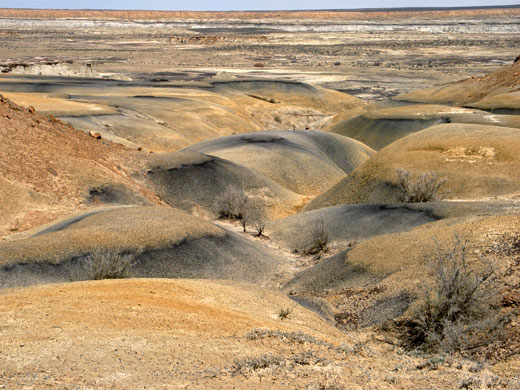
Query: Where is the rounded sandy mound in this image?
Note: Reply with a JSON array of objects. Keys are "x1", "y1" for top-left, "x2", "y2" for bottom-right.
[
  {"x1": 182, "y1": 130, "x2": 374, "y2": 196},
  {"x1": 0, "y1": 95, "x2": 155, "y2": 238},
  {"x1": 308, "y1": 123, "x2": 520, "y2": 209},
  {"x1": 145, "y1": 151, "x2": 304, "y2": 220},
  {"x1": 210, "y1": 79, "x2": 363, "y2": 113},
  {"x1": 267, "y1": 203, "x2": 437, "y2": 253},
  {"x1": 395, "y1": 58, "x2": 520, "y2": 105},
  {"x1": 324, "y1": 104, "x2": 520, "y2": 150},
  {"x1": 284, "y1": 214, "x2": 520, "y2": 329},
  {"x1": 0, "y1": 206, "x2": 290, "y2": 288},
  {"x1": 0, "y1": 278, "x2": 352, "y2": 388},
  {"x1": 467, "y1": 91, "x2": 520, "y2": 114}
]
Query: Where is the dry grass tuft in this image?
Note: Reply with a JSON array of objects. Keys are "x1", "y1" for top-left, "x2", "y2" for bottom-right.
[
  {"x1": 81, "y1": 250, "x2": 135, "y2": 280},
  {"x1": 396, "y1": 168, "x2": 447, "y2": 203}
]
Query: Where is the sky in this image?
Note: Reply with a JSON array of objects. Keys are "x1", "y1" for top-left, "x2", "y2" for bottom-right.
[{"x1": 1, "y1": 0, "x2": 519, "y2": 11}]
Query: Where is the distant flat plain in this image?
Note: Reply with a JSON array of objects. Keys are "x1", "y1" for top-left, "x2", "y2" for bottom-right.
[{"x1": 0, "y1": 7, "x2": 519, "y2": 100}]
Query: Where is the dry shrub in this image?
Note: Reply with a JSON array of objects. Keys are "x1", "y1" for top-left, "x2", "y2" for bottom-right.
[
  {"x1": 253, "y1": 218, "x2": 266, "y2": 237},
  {"x1": 217, "y1": 185, "x2": 248, "y2": 219},
  {"x1": 81, "y1": 250, "x2": 135, "y2": 280},
  {"x1": 300, "y1": 219, "x2": 329, "y2": 255},
  {"x1": 400, "y1": 235, "x2": 511, "y2": 353},
  {"x1": 396, "y1": 168, "x2": 446, "y2": 203},
  {"x1": 278, "y1": 306, "x2": 294, "y2": 320}
]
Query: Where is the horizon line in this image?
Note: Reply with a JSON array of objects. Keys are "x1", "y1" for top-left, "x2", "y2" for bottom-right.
[{"x1": 2, "y1": 4, "x2": 520, "y2": 12}]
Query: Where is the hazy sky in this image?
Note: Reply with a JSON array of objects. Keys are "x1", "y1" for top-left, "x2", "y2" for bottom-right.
[{"x1": 1, "y1": 0, "x2": 519, "y2": 11}]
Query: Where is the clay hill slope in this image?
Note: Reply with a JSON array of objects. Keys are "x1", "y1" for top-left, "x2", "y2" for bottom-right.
[
  {"x1": 182, "y1": 130, "x2": 374, "y2": 197},
  {"x1": 396, "y1": 58, "x2": 520, "y2": 105},
  {"x1": 209, "y1": 79, "x2": 363, "y2": 131},
  {"x1": 266, "y1": 201, "x2": 520, "y2": 254},
  {"x1": 324, "y1": 104, "x2": 520, "y2": 150},
  {"x1": 1, "y1": 278, "x2": 514, "y2": 389},
  {"x1": 307, "y1": 123, "x2": 520, "y2": 210},
  {"x1": 283, "y1": 214, "x2": 520, "y2": 350},
  {"x1": 0, "y1": 95, "x2": 156, "y2": 238},
  {"x1": 0, "y1": 78, "x2": 364, "y2": 152},
  {"x1": 0, "y1": 206, "x2": 291, "y2": 289},
  {"x1": 467, "y1": 91, "x2": 520, "y2": 114},
  {"x1": 145, "y1": 151, "x2": 303, "y2": 220}
]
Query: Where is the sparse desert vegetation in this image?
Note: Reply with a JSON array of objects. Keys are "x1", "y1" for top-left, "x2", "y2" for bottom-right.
[
  {"x1": 398, "y1": 235, "x2": 510, "y2": 353},
  {"x1": 80, "y1": 250, "x2": 135, "y2": 280},
  {"x1": 1, "y1": 6, "x2": 520, "y2": 389},
  {"x1": 396, "y1": 168, "x2": 447, "y2": 203}
]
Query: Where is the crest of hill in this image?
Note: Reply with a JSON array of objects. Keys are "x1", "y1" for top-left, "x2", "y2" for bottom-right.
[
  {"x1": 324, "y1": 104, "x2": 520, "y2": 150},
  {"x1": 0, "y1": 79, "x2": 364, "y2": 152},
  {"x1": 0, "y1": 206, "x2": 290, "y2": 289},
  {"x1": 0, "y1": 96, "x2": 156, "y2": 238},
  {"x1": 307, "y1": 123, "x2": 520, "y2": 210},
  {"x1": 209, "y1": 80, "x2": 363, "y2": 115},
  {"x1": 145, "y1": 151, "x2": 303, "y2": 220},
  {"x1": 396, "y1": 58, "x2": 520, "y2": 105},
  {"x1": 181, "y1": 130, "x2": 374, "y2": 196}
]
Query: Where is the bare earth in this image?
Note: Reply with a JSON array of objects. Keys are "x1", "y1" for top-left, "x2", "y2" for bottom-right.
[{"x1": 1, "y1": 7, "x2": 520, "y2": 389}]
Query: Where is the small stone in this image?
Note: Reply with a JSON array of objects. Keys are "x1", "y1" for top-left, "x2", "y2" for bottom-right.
[{"x1": 89, "y1": 131, "x2": 102, "y2": 139}]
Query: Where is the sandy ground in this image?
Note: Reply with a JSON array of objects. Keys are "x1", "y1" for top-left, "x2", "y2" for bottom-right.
[{"x1": 1, "y1": 8, "x2": 520, "y2": 389}]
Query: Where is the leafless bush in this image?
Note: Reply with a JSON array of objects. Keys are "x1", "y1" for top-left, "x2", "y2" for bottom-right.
[
  {"x1": 396, "y1": 168, "x2": 447, "y2": 203},
  {"x1": 400, "y1": 235, "x2": 510, "y2": 353},
  {"x1": 81, "y1": 250, "x2": 134, "y2": 280},
  {"x1": 300, "y1": 218, "x2": 329, "y2": 255},
  {"x1": 253, "y1": 218, "x2": 266, "y2": 237},
  {"x1": 217, "y1": 184, "x2": 248, "y2": 219}
]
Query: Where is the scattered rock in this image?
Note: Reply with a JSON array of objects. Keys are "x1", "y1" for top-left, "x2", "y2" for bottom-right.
[{"x1": 89, "y1": 131, "x2": 102, "y2": 139}]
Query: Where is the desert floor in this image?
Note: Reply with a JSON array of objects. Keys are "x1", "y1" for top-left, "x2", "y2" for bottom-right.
[{"x1": 1, "y1": 7, "x2": 520, "y2": 389}]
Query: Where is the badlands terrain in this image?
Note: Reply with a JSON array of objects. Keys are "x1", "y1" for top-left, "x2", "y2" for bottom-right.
[{"x1": 1, "y1": 6, "x2": 520, "y2": 389}]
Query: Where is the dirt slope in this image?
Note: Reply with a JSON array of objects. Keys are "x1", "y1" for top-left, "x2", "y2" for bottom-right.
[
  {"x1": 145, "y1": 151, "x2": 304, "y2": 220},
  {"x1": 0, "y1": 95, "x2": 157, "y2": 238},
  {"x1": 308, "y1": 123, "x2": 520, "y2": 209},
  {"x1": 324, "y1": 104, "x2": 520, "y2": 150},
  {"x1": 0, "y1": 206, "x2": 292, "y2": 289},
  {"x1": 182, "y1": 130, "x2": 374, "y2": 196},
  {"x1": 1, "y1": 278, "x2": 517, "y2": 389},
  {"x1": 0, "y1": 78, "x2": 364, "y2": 152},
  {"x1": 396, "y1": 58, "x2": 520, "y2": 105}
]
